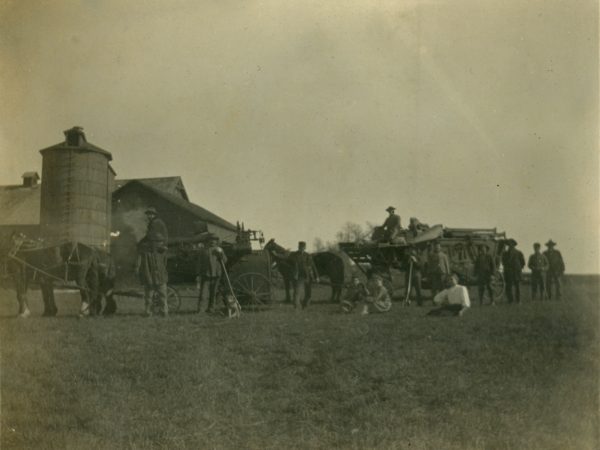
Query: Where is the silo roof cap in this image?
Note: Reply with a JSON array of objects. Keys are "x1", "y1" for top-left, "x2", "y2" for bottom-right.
[{"x1": 39, "y1": 126, "x2": 112, "y2": 160}]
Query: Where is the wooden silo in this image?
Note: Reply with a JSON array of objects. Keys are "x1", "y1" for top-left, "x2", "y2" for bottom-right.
[{"x1": 39, "y1": 127, "x2": 115, "y2": 250}]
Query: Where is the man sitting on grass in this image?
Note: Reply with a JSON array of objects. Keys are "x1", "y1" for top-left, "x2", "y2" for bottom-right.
[
  {"x1": 341, "y1": 275, "x2": 370, "y2": 313},
  {"x1": 427, "y1": 274, "x2": 471, "y2": 317},
  {"x1": 341, "y1": 275, "x2": 392, "y2": 315},
  {"x1": 361, "y1": 275, "x2": 392, "y2": 315}
]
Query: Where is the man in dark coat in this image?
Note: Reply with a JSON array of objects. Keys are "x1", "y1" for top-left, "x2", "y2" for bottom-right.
[
  {"x1": 543, "y1": 240, "x2": 565, "y2": 300},
  {"x1": 196, "y1": 234, "x2": 227, "y2": 313},
  {"x1": 528, "y1": 242, "x2": 549, "y2": 300},
  {"x1": 502, "y1": 239, "x2": 525, "y2": 304},
  {"x1": 382, "y1": 206, "x2": 402, "y2": 242},
  {"x1": 427, "y1": 242, "x2": 451, "y2": 298},
  {"x1": 290, "y1": 241, "x2": 319, "y2": 309},
  {"x1": 136, "y1": 207, "x2": 169, "y2": 316},
  {"x1": 474, "y1": 245, "x2": 496, "y2": 305},
  {"x1": 404, "y1": 248, "x2": 423, "y2": 305}
]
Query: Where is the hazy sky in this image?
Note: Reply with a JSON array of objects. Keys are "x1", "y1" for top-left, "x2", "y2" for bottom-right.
[{"x1": 1, "y1": 0, "x2": 598, "y2": 273}]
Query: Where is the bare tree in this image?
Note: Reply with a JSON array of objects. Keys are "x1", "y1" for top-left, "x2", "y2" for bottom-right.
[
  {"x1": 335, "y1": 222, "x2": 369, "y2": 243},
  {"x1": 313, "y1": 237, "x2": 337, "y2": 252}
]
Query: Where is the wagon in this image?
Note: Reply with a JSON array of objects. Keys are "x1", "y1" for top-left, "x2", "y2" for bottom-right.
[
  {"x1": 162, "y1": 229, "x2": 275, "y2": 310},
  {"x1": 339, "y1": 225, "x2": 507, "y2": 301}
]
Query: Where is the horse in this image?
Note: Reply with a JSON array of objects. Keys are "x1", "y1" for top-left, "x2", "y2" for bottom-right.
[
  {"x1": 264, "y1": 239, "x2": 349, "y2": 303},
  {"x1": 4, "y1": 234, "x2": 116, "y2": 317}
]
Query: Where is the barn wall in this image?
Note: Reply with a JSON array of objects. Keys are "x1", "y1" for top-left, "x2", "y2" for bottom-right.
[{"x1": 111, "y1": 184, "x2": 235, "y2": 283}]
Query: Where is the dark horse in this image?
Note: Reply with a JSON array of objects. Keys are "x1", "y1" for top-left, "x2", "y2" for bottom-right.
[
  {"x1": 4, "y1": 234, "x2": 116, "y2": 317},
  {"x1": 264, "y1": 239, "x2": 349, "y2": 303}
]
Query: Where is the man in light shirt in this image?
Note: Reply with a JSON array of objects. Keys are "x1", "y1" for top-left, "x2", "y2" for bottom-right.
[{"x1": 427, "y1": 274, "x2": 471, "y2": 316}]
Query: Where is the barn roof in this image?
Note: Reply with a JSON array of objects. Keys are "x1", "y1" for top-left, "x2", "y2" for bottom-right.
[
  {"x1": 114, "y1": 180, "x2": 237, "y2": 231},
  {"x1": 113, "y1": 176, "x2": 189, "y2": 200},
  {"x1": 0, "y1": 184, "x2": 41, "y2": 225}
]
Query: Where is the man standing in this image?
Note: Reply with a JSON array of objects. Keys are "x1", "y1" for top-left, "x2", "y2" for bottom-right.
[
  {"x1": 404, "y1": 248, "x2": 423, "y2": 306},
  {"x1": 427, "y1": 242, "x2": 451, "y2": 298},
  {"x1": 136, "y1": 207, "x2": 169, "y2": 316},
  {"x1": 381, "y1": 206, "x2": 402, "y2": 242},
  {"x1": 290, "y1": 241, "x2": 319, "y2": 309},
  {"x1": 502, "y1": 239, "x2": 525, "y2": 304},
  {"x1": 427, "y1": 274, "x2": 471, "y2": 316},
  {"x1": 196, "y1": 234, "x2": 228, "y2": 313},
  {"x1": 474, "y1": 245, "x2": 496, "y2": 306},
  {"x1": 543, "y1": 240, "x2": 565, "y2": 300},
  {"x1": 528, "y1": 243, "x2": 549, "y2": 300}
]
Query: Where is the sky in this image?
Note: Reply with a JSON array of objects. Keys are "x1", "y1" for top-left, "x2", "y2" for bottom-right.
[{"x1": 0, "y1": 0, "x2": 598, "y2": 273}]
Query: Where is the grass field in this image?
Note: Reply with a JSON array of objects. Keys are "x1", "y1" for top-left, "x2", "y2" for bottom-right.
[{"x1": 1, "y1": 276, "x2": 598, "y2": 449}]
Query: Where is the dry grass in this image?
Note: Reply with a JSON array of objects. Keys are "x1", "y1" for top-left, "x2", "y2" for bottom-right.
[{"x1": 0, "y1": 276, "x2": 598, "y2": 449}]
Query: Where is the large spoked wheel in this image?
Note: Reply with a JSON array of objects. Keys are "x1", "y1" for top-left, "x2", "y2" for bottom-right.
[
  {"x1": 152, "y1": 286, "x2": 181, "y2": 314},
  {"x1": 232, "y1": 272, "x2": 272, "y2": 309},
  {"x1": 491, "y1": 271, "x2": 505, "y2": 301}
]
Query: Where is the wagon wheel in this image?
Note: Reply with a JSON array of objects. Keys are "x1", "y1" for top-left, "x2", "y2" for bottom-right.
[
  {"x1": 232, "y1": 272, "x2": 272, "y2": 309},
  {"x1": 491, "y1": 271, "x2": 505, "y2": 301},
  {"x1": 152, "y1": 286, "x2": 181, "y2": 314}
]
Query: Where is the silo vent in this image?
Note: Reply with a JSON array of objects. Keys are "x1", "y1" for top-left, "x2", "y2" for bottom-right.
[
  {"x1": 64, "y1": 126, "x2": 87, "y2": 146},
  {"x1": 21, "y1": 171, "x2": 40, "y2": 187}
]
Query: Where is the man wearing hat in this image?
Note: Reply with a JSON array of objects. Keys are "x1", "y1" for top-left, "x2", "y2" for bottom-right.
[
  {"x1": 543, "y1": 240, "x2": 565, "y2": 300},
  {"x1": 474, "y1": 245, "x2": 496, "y2": 305},
  {"x1": 527, "y1": 243, "x2": 549, "y2": 300},
  {"x1": 426, "y1": 242, "x2": 451, "y2": 298},
  {"x1": 196, "y1": 234, "x2": 228, "y2": 313},
  {"x1": 290, "y1": 241, "x2": 319, "y2": 309},
  {"x1": 136, "y1": 207, "x2": 169, "y2": 316},
  {"x1": 381, "y1": 206, "x2": 402, "y2": 242},
  {"x1": 404, "y1": 247, "x2": 424, "y2": 306},
  {"x1": 501, "y1": 239, "x2": 525, "y2": 304}
]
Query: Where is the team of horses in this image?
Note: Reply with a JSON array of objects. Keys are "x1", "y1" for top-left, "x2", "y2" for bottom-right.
[
  {"x1": 1, "y1": 234, "x2": 355, "y2": 317},
  {"x1": 264, "y1": 239, "x2": 350, "y2": 304},
  {"x1": 2, "y1": 234, "x2": 116, "y2": 317}
]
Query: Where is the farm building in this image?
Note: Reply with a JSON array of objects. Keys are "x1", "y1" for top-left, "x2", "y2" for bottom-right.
[
  {"x1": 0, "y1": 127, "x2": 239, "y2": 264},
  {"x1": 0, "y1": 172, "x2": 43, "y2": 243}
]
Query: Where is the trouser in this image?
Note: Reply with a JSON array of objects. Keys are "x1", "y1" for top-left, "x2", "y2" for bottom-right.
[
  {"x1": 405, "y1": 271, "x2": 423, "y2": 305},
  {"x1": 427, "y1": 304, "x2": 464, "y2": 316},
  {"x1": 199, "y1": 276, "x2": 223, "y2": 311},
  {"x1": 546, "y1": 272, "x2": 562, "y2": 299},
  {"x1": 477, "y1": 277, "x2": 494, "y2": 304},
  {"x1": 14, "y1": 270, "x2": 30, "y2": 315},
  {"x1": 144, "y1": 283, "x2": 168, "y2": 315},
  {"x1": 428, "y1": 273, "x2": 445, "y2": 298},
  {"x1": 41, "y1": 282, "x2": 58, "y2": 316},
  {"x1": 292, "y1": 278, "x2": 312, "y2": 309},
  {"x1": 505, "y1": 278, "x2": 521, "y2": 303},
  {"x1": 530, "y1": 271, "x2": 546, "y2": 299}
]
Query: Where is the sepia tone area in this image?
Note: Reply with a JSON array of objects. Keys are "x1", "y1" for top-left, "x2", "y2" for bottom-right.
[{"x1": 0, "y1": 1, "x2": 598, "y2": 450}]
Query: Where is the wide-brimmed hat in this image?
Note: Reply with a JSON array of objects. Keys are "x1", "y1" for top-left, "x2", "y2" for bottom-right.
[
  {"x1": 545, "y1": 240, "x2": 557, "y2": 247},
  {"x1": 145, "y1": 207, "x2": 158, "y2": 215},
  {"x1": 506, "y1": 238, "x2": 517, "y2": 246},
  {"x1": 385, "y1": 206, "x2": 396, "y2": 212}
]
